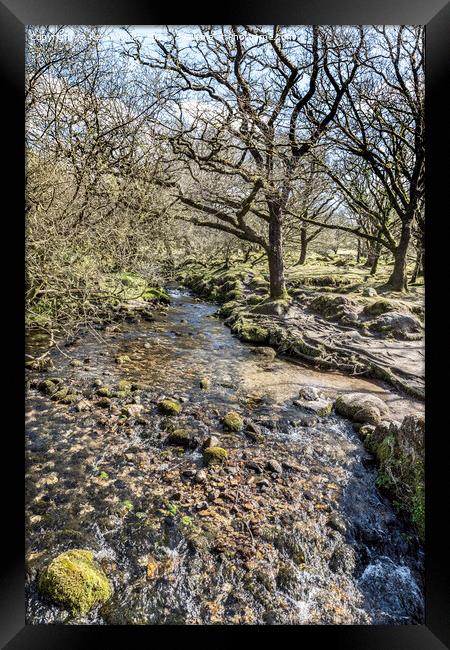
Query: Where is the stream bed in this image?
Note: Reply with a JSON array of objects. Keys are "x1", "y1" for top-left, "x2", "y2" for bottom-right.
[{"x1": 25, "y1": 287, "x2": 424, "y2": 625}]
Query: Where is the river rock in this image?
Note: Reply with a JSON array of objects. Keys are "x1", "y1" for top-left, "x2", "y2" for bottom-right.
[
  {"x1": 334, "y1": 392, "x2": 389, "y2": 425},
  {"x1": 362, "y1": 287, "x2": 377, "y2": 297},
  {"x1": 38, "y1": 549, "x2": 112, "y2": 615},
  {"x1": 298, "y1": 386, "x2": 321, "y2": 401},
  {"x1": 368, "y1": 311, "x2": 422, "y2": 338},
  {"x1": 202, "y1": 434, "x2": 220, "y2": 449},
  {"x1": 122, "y1": 403, "x2": 144, "y2": 418},
  {"x1": 293, "y1": 397, "x2": 333, "y2": 417},
  {"x1": 266, "y1": 459, "x2": 283, "y2": 475},
  {"x1": 250, "y1": 346, "x2": 277, "y2": 360}
]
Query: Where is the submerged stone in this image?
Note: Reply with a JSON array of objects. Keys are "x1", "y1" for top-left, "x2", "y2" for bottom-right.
[
  {"x1": 167, "y1": 429, "x2": 191, "y2": 447},
  {"x1": 203, "y1": 446, "x2": 228, "y2": 466},
  {"x1": 222, "y1": 411, "x2": 243, "y2": 431},
  {"x1": 158, "y1": 399, "x2": 182, "y2": 415}
]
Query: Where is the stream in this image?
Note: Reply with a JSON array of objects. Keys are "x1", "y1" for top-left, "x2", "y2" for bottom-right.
[{"x1": 25, "y1": 287, "x2": 424, "y2": 625}]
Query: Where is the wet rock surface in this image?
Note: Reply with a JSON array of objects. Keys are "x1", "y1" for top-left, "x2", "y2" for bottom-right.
[{"x1": 25, "y1": 288, "x2": 424, "y2": 625}]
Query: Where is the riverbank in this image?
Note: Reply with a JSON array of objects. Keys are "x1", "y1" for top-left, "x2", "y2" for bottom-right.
[{"x1": 25, "y1": 287, "x2": 424, "y2": 624}]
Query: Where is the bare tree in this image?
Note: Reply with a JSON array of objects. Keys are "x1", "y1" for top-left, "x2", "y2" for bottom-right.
[
  {"x1": 125, "y1": 25, "x2": 364, "y2": 302},
  {"x1": 327, "y1": 26, "x2": 424, "y2": 291}
]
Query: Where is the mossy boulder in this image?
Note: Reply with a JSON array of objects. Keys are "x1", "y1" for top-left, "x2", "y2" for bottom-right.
[
  {"x1": 365, "y1": 416, "x2": 424, "y2": 540},
  {"x1": 368, "y1": 312, "x2": 422, "y2": 339},
  {"x1": 96, "y1": 386, "x2": 110, "y2": 397},
  {"x1": 38, "y1": 379, "x2": 57, "y2": 395},
  {"x1": 199, "y1": 377, "x2": 210, "y2": 389},
  {"x1": 362, "y1": 299, "x2": 396, "y2": 317},
  {"x1": 335, "y1": 392, "x2": 389, "y2": 425},
  {"x1": 38, "y1": 549, "x2": 112, "y2": 615},
  {"x1": 236, "y1": 320, "x2": 269, "y2": 343},
  {"x1": 203, "y1": 446, "x2": 228, "y2": 466},
  {"x1": 158, "y1": 399, "x2": 182, "y2": 415},
  {"x1": 167, "y1": 429, "x2": 191, "y2": 447},
  {"x1": 222, "y1": 411, "x2": 243, "y2": 431},
  {"x1": 251, "y1": 299, "x2": 290, "y2": 317}
]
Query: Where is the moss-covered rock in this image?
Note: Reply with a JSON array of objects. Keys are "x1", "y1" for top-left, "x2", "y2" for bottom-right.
[
  {"x1": 96, "y1": 386, "x2": 110, "y2": 397},
  {"x1": 362, "y1": 299, "x2": 396, "y2": 317},
  {"x1": 233, "y1": 319, "x2": 269, "y2": 343},
  {"x1": 222, "y1": 411, "x2": 243, "y2": 431},
  {"x1": 365, "y1": 416, "x2": 425, "y2": 540},
  {"x1": 158, "y1": 399, "x2": 182, "y2": 415},
  {"x1": 167, "y1": 429, "x2": 191, "y2": 447},
  {"x1": 251, "y1": 299, "x2": 290, "y2": 317},
  {"x1": 38, "y1": 549, "x2": 112, "y2": 615},
  {"x1": 203, "y1": 446, "x2": 228, "y2": 466},
  {"x1": 38, "y1": 379, "x2": 57, "y2": 395},
  {"x1": 199, "y1": 377, "x2": 210, "y2": 389},
  {"x1": 61, "y1": 393, "x2": 80, "y2": 405},
  {"x1": 26, "y1": 356, "x2": 55, "y2": 372},
  {"x1": 97, "y1": 397, "x2": 111, "y2": 408},
  {"x1": 51, "y1": 387, "x2": 69, "y2": 401},
  {"x1": 115, "y1": 354, "x2": 131, "y2": 365},
  {"x1": 142, "y1": 287, "x2": 170, "y2": 303}
]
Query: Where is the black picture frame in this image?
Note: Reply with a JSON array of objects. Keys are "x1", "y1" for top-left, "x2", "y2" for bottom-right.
[{"x1": 2, "y1": 1, "x2": 449, "y2": 647}]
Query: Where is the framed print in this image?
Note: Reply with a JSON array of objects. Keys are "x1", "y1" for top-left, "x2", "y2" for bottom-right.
[{"x1": 1, "y1": 0, "x2": 449, "y2": 647}]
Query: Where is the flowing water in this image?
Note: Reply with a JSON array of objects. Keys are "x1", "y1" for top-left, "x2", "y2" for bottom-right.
[{"x1": 25, "y1": 287, "x2": 424, "y2": 625}]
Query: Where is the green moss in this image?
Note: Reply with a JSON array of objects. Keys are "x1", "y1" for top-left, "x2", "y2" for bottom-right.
[
  {"x1": 96, "y1": 386, "x2": 110, "y2": 397},
  {"x1": 26, "y1": 356, "x2": 55, "y2": 372},
  {"x1": 199, "y1": 377, "x2": 210, "y2": 389},
  {"x1": 38, "y1": 549, "x2": 111, "y2": 615},
  {"x1": 166, "y1": 429, "x2": 191, "y2": 447},
  {"x1": 246, "y1": 294, "x2": 263, "y2": 306},
  {"x1": 97, "y1": 397, "x2": 111, "y2": 408},
  {"x1": 115, "y1": 354, "x2": 131, "y2": 365},
  {"x1": 362, "y1": 300, "x2": 396, "y2": 317},
  {"x1": 38, "y1": 379, "x2": 57, "y2": 395},
  {"x1": 61, "y1": 393, "x2": 80, "y2": 405},
  {"x1": 218, "y1": 300, "x2": 242, "y2": 318},
  {"x1": 203, "y1": 446, "x2": 228, "y2": 466},
  {"x1": 222, "y1": 411, "x2": 243, "y2": 431},
  {"x1": 231, "y1": 317, "x2": 269, "y2": 343},
  {"x1": 142, "y1": 287, "x2": 170, "y2": 303},
  {"x1": 117, "y1": 380, "x2": 131, "y2": 392},
  {"x1": 52, "y1": 387, "x2": 69, "y2": 401},
  {"x1": 158, "y1": 399, "x2": 182, "y2": 415}
]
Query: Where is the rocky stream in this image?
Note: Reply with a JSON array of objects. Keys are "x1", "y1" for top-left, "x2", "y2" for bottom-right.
[{"x1": 25, "y1": 287, "x2": 424, "y2": 625}]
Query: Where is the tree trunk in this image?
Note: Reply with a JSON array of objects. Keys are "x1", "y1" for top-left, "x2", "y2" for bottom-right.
[
  {"x1": 298, "y1": 226, "x2": 307, "y2": 265},
  {"x1": 370, "y1": 239, "x2": 381, "y2": 275},
  {"x1": 365, "y1": 241, "x2": 376, "y2": 268},
  {"x1": 387, "y1": 220, "x2": 412, "y2": 292},
  {"x1": 411, "y1": 249, "x2": 423, "y2": 283},
  {"x1": 268, "y1": 214, "x2": 287, "y2": 300},
  {"x1": 356, "y1": 238, "x2": 361, "y2": 264}
]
